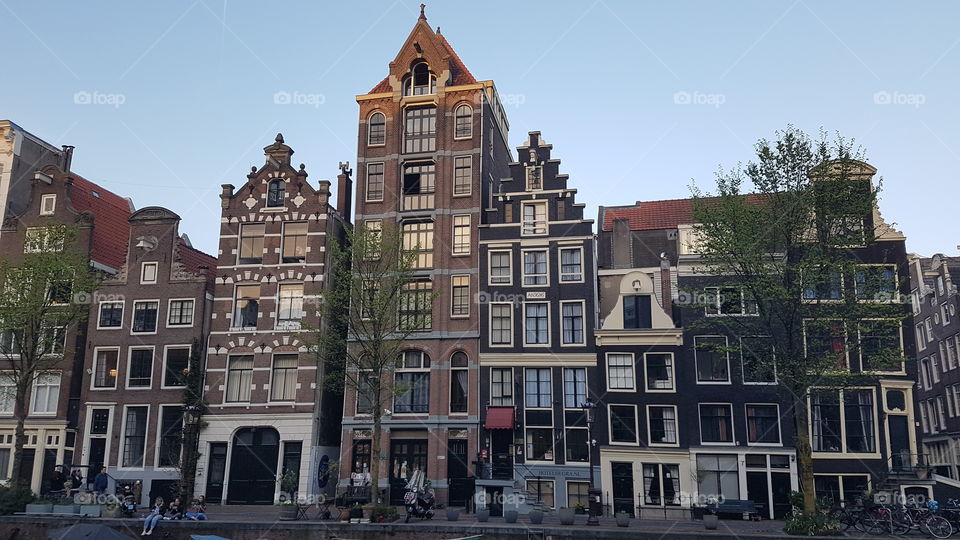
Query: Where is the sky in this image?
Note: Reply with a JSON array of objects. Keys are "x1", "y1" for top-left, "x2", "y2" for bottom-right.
[{"x1": 2, "y1": 1, "x2": 958, "y2": 257}]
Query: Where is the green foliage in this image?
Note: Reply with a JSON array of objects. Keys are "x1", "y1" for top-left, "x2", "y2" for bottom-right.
[
  {"x1": 784, "y1": 511, "x2": 842, "y2": 536},
  {"x1": 0, "y1": 486, "x2": 35, "y2": 515},
  {"x1": 369, "y1": 504, "x2": 398, "y2": 523},
  {"x1": 278, "y1": 470, "x2": 299, "y2": 502}
]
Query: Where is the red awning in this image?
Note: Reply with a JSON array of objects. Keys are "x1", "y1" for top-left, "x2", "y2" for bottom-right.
[{"x1": 485, "y1": 407, "x2": 515, "y2": 430}]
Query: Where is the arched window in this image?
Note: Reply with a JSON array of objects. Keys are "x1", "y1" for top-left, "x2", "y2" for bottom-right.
[
  {"x1": 454, "y1": 104, "x2": 472, "y2": 138},
  {"x1": 368, "y1": 112, "x2": 385, "y2": 146},
  {"x1": 404, "y1": 61, "x2": 436, "y2": 96},
  {"x1": 267, "y1": 179, "x2": 284, "y2": 207},
  {"x1": 450, "y1": 351, "x2": 468, "y2": 413}
]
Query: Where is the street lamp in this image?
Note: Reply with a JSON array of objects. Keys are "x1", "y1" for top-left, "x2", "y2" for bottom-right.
[{"x1": 581, "y1": 398, "x2": 600, "y2": 526}]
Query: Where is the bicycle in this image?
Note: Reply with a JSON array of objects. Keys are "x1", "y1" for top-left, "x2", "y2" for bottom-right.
[
  {"x1": 856, "y1": 503, "x2": 905, "y2": 535},
  {"x1": 827, "y1": 505, "x2": 861, "y2": 532},
  {"x1": 891, "y1": 503, "x2": 953, "y2": 538}
]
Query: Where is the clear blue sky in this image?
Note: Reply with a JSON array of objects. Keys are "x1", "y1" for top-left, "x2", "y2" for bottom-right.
[{"x1": 3, "y1": 1, "x2": 958, "y2": 257}]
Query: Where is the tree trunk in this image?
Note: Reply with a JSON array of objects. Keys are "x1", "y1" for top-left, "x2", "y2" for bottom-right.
[
  {"x1": 10, "y1": 382, "x2": 29, "y2": 491},
  {"x1": 793, "y1": 395, "x2": 816, "y2": 513},
  {"x1": 371, "y1": 412, "x2": 382, "y2": 505}
]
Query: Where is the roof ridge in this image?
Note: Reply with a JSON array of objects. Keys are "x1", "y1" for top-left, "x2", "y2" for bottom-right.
[{"x1": 436, "y1": 32, "x2": 476, "y2": 84}]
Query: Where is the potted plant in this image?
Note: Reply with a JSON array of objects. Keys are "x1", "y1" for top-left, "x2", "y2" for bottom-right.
[
  {"x1": 477, "y1": 506, "x2": 490, "y2": 522},
  {"x1": 101, "y1": 504, "x2": 120, "y2": 519},
  {"x1": 504, "y1": 509, "x2": 518, "y2": 523},
  {"x1": 529, "y1": 508, "x2": 544, "y2": 524},
  {"x1": 446, "y1": 506, "x2": 461, "y2": 521},
  {"x1": 703, "y1": 506, "x2": 719, "y2": 530},
  {"x1": 573, "y1": 503, "x2": 586, "y2": 515},
  {"x1": 277, "y1": 470, "x2": 299, "y2": 520},
  {"x1": 558, "y1": 506, "x2": 576, "y2": 525},
  {"x1": 370, "y1": 505, "x2": 398, "y2": 523},
  {"x1": 615, "y1": 511, "x2": 630, "y2": 527},
  {"x1": 349, "y1": 503, "x2": 364, "y2": 521}
]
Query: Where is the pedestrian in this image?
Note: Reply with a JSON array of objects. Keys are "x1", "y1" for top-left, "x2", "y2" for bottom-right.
[
  {"x1": 70, "y1": 469, "x2": 83, "y2": 495},
  {"x1": 93, "y1": 467, "x2": 109, "y2": 496},
  {"x1": 184, "y1": 496, "x2": 207, "y2": 521},
  {"x1": 166, "y1": 497, "x2": 184, "y2": 520},
  {"x1": 141, "y1": 497, "x2": 166, "y2": 536}
]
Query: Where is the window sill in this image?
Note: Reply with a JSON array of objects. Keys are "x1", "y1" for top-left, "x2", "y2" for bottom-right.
[{"x1": 261, "y1": 208, "x2": 287, "y2": 213}]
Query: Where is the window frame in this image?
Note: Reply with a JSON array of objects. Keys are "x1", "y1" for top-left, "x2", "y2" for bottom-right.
[
  {"x1": 521, "y1": 201, "x2": 548, "y2": 236},
  {"x1": 523, "y1": 301, "x2": 550, "y2": 346},
  {"x1": 558, "y1": 247, "x2": 584, "y2": 283},
  {"x1": 453, "y1": 155, "x2": 472, "y2": 196},
  {"x1": 40, "y1": 194, "x2": 57, "y2": 215},
  {"x1": 521, "y1": 249, "x2": 549, "y2": 287},
  {"x1": 853, "y1": 264, "x2": 899, "y2": 303},
  {"x1": 91, "y1": 347, "x2": 120, "y2": 390},
  {"x1": 450, "y1": 274, "x2": 470, "y2": 318},
  {"x1": 225, "y1": 354, "x2": 254, "y2": 403},
  {"x1": 29, "y1": 371, "x2": 61, "y2": 416},
  {"x1": 97, "y1": 300, "x2": 124, "y2": 330},
  {"x1": 608, "y1": 403, "x2": 640, "y2": 445},
  {"x1": 269, "y1": 353, "x2": 298, "y2": 403},
  {"x1": 166, "y1": 298, "x2": 195, "y2": 328},
  {"x1": 130, "y1": 300, "x2": 160, "y2": 335},
  {"x1": 266, "y1": 179, "x2": 285, "y2": 208},
  {"x1": 560, "y1": 300, "x2": 585, "y2": 346},
  {"x1": 489, "y1": 302, "x2": 514, "y2": 347},
  {"x1": 280, "y1": 221, "x2": 308, "y2": 264},
  {"x1": 643, "y1": 352, "x2": 676, "y2": 392},
  {"x1": 367, "y1": 111, "x2": 386, "y2": 146},
  {"x1": 490, "y1": 367, "x2": 514, "y2": 406},
  {"x1": 698, "y1": 402, "x2": 736, "y2": 445},
  {"x1": 119, "y1": 404, "x2": 149, "y2": 470},
  {"x1": 524, "y1": 367, "x2": 552, "y2": 409},
  {"x1": 745, "y1": 403, "x2": 782, "y2": 445},
  {"x1": 802, "y1": 318, "x2": 849, "y2": 369},
  {"x1": 452, "y1": 214, "x2": 471, "y2": 256},
  {"x1": 365, "y1": 162, "x2": 385, "y2": 202},
  {"x1": 606, "y1": 352, "x2": 636, "y2": 392},
  {"x1": 646, "y1": 404, "x2": 679, "y2": 447},
  {"x1": 449, "y1": 351, "x2": 469, "y2": 415},
  {"x1": 809, "y1": 387, "x2": 880, "y2": 457},
  {"x1": 140, "y1": 262, "x2": 158, "y2": 285},
  {"x1": 488, "y1": 250, "x2": 512, "y2": 286},
  {"x1": 704, "y1": 286, "x2": 757, "y2": 317},
  {"x1": 694, "y1": 335, "x2": 731, "y2": 384},
  {"x1": 276, "y1": 282, "x2": 305, "y2": 326},
  {"x1": 393, "y1": 350, "x2": 431, "y2": 415},
  {"x1": 161, "y1": 344, "x2": 191, "y2": 389},
  {"x1": 453, "y1": 103, "x2": 473, "y2": 139},
  {"x1": 740, "y1": 335, "x2": 777, "y2": 385},
  {"x1": 856, "y1": 318, "x2": 904, "y2": 373},
  {"x1": 233, "y1": 284, "x2": 261, "y2": 329},
  {"x1": 237, "y1": 223, "x2": 265, "y2": 265},
  {"x1": 125, "y1": 346, "x2": 154, "y2": 390},
  {"x1": 154, "y1": 404, "x2": 184, "y2": 469}
]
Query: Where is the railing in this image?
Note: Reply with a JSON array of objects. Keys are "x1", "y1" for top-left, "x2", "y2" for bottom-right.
[
  {"x1": 888, "y1": 452, "x2": 932, "y2": 474},
  {"x1": 478, "y1": 454, "x2": 514, "y2": 480}
]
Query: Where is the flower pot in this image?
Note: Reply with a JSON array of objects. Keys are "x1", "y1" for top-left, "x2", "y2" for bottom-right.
[
  {"x1": 704, "y1": 514, "x2": 719, "y2": 530},
  {"x1": 26, "y1": 503, "x2": 53, "y2": 514},
  {"x1": 278, "y1": 505, "x2": 298, "y2": 521},
  {"x1": 477, "y1": 508, "x2": 490, "y2": 522},
  {"x1": 616, "y1": 512, "x2": 630, "y2": 527},
  {"x1": 504, "y1": 510, "x2": 518, "y2": 523},
  {"x1": 339, "y1": 508, "x2": 351, "y2": 521},
  {"x1": 529, "y1": 509, "x2": 544, "y2": 524},
  {"x1": 446, "y1": 508, "x2": 461, "y2": 521},
  {"x1": 102, "y1": 506, "x2": 120, "y2": 519},
  {"x1": 53, "y1": 504, "x2": 79, "y2": 515},
  {"x1": 79, "y1": 505, "x2": 102, "y2": 517},
  {"x1": 558, "y1": 507, "x2": 575, "y2": 525}
]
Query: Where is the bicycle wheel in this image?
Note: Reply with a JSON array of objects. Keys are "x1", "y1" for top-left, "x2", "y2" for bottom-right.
[
  {"x1": 856, "y1": 509, "x2": 884, "y2": 534},
  {"x1": 923, "y1": 515, "x2": 953, "y2": 539},
  {"x1": 887, "y1": 509, "x2": 911, "y2": 535},
  {"x1": 827, "y1": 508, "x2": 851, "y2": 531}
]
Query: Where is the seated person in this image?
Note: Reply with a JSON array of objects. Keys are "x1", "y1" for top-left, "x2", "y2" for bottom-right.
[{"x1": 184, "y1": 496, "x2": 207, "y2": 521}]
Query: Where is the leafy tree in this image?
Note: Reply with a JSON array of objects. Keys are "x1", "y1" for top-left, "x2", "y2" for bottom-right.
[
  {"x1": 0, "y1": 224, "x2": 101, "y2": 491},
  {"x1": 690, "y1": 127, "x2": 906, "y2": 513},
  {"x1": 318, "y1": 223, "x2": 436, "y2": 503}
]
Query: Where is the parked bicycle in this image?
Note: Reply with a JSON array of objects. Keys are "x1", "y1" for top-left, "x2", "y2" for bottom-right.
[{"x1": 890, "y1": 502, "x2": 953, "y2": 538}]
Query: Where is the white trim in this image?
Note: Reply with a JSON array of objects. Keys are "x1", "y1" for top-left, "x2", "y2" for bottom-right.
[
  {"x1": 140, "y1": 262, "x2": 158, "y2": 285},
  {"x1": 605, "y1": 352, "x2": 636, "y2": 392},
  {"x1": 125, "y1": 345, "x2": 155, "y2": 390},
  {"x1": 90, "y1": 347, "x2": 120, "y2": 391},
  {"x1": 451, "y1": 214, "x2": 471, "y2": 256},
  {"x1": 160, "y1": 344, "x2": 192, "y2": 389},
  {"x1": 853, "y1": 263, "x2": 900, "y2": 303},
  {"x1": 808, "y1": 386, "x2": 882, "y2": 459},
  {"x1": 366, "y1": 111, "x2": 386, "y2": 147},
  {"x1": 646, "y1": 404, "x2": 679, "y2": 447},
  {"x1": 28, "y1": 370, "x2": 61, "y2": 416},
  {"x1": 559, "y1": 299, "x2": 586, "y2": 346},
  {"x1": 856, "y1": 318, "x2": 905, "y2": 374},
  {"x1": 745, "y1": 403, "x2": 783, "y2": 446},
  {"x1": 153, "y1": 403, "x2": 184, "y2": 471},
  {"x1": 643, "y1": 352, "x2": 675, "y2": 392},
  {"x1": 130, "y1": 299, "x2": 161, "y2": 336},
  {"x1": 521, "y1": 248, "x2": 549, "y2": 287},
  {"x1": 558, "y1": 246, "x2": 585, "y2": 284},
  {"x1": 487, "y1": 249, "x2": 513, "y2": 286},
  {"x1": 607, "y1": 403, "x2": 639, "y2": 446},
  {"x1": 694, "y1": 335, "x2": 731, "y2": 384},
  {"x1": 698, "y1": 402, "x2": 736, "y2": 445},
  {"x1": 450, "y1": 274, "x2": 471, "y2": 319},
  {"x1": 488, "y1": 302, "x2": 514, "y2": 348},
  {"x1": 117, "y1": 404, "x2": 150, "y2": 471},
  {"x1": 39, "y1": 193, "x2": 56, "y2": 216},
  {"x1": 802, "y1": 319, "x2": 850, "y2": 369},
  {"x1": 740, "y1": 335, "x2": 778, "y2": 385},
  {"x1": 96, "y1": 300, "x2": 124, "y2": 331},
  {"x1": 489, "y1": 366, "x2": 514, "y2": 407},
  {"x1": 165, "y1": 298, "x2": 196, "y2": 328},
  {"x1": 522, "y1": 301, "x2": 550, "y2": 347}
]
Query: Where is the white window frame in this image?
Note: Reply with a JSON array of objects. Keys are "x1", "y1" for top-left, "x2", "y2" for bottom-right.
[
  {"x1": 268, "y1": 353, "x2": 298, "y2": 403},
  {"x1": 166, "y1": 298, "x2": 196, "y2": 328},
  {"x1": 488, "y1": 249, "x2": 512, "y2": 286},
  {"x1": 154, "y1": 403, "x2": 184, "y2": 470},
  {"x1": 130, "y1": 299, "x2": 161, "y2": 335},
  {"x1": 522, "y1": 301, "x2": 550, "y2": 347},
  {"x1": 521, "y1": 249, "x2": 549, "y2": 287},
  {"x1": 125, "y1": 346, "x2": 155, "y2": 390},
  {"x1": 489, "y1": 302, "x2": 514, "y2": 347},
  {"x1": 745, "y1": 403, "x2": 782, "y2": 446},
  {"x1": 643, "y1": 352, "x2": 675, "y2": 392},
  {"x1": 802, "y1": 319, "x2": 849, "y2": 369},
  {"x1": 857, "y1": 318, "x2": 904, "y2": 373},
  {"x1": 698, "y1": 402, "x2": 736, "y2": 446},
  {"x1": 452, "y1": 154, "x2": 472, "y2": 196},
  {"x1": 40, "y1": 194, "x2": 57, "y2": 215},
  {"x1": 490, "y1": 367, "x2": 514, "y2": 406},
  {"x1": 91, "y1": 347, "x2": 120, "y2": 391},
  {"x1": 118, "y1": 404, "x2": 150, "y2": 470},
  {"x1": 96, "y1": 300, "x2": 125, "y2": 330},
  {"x1": 607, "y1": 403, "x2": 640, "y2": 446},
  {"x1": 364, "y1": 162, "x2": 385, "y2": 202},
  {"x1": 453, "y1": 103, "x2": 474, "y2": 140},
  {"x1": 605, "y1": 352, "x2": 636, "y2": 392},
  {"x1": 450, "y1": 274, "x2": 470, "y2": 319},
  {"x1": 140, "y1": 262, "x2": 158, "y2": 285},
  {"x1": 29, "y1": 371, "x2": 61, "y2": 416},
  {"x1": 452, "y1": 214, "x2": 471, "y2": 256},
  {"x1": 740, "y1": 336, "x2": 778, "y2": 385},
  {"x1": 521, "y1": 201, "x2": 548, "y2": 236},
  {"x1": 808, "y1": 386, "x2": 881, "y2": 458},
  {"x1": 853, "y1": 264, "x2": 899, "y2": 303},
  {"x1": 558, "y1": 247, "x2": 584, "y2": 283},
  {"x1": 0, "y1": 372, "x2": 15, "y2": 416},
  {"x1": 704, "y1": 286, "x2": 758, "y2": 317},
  {"x1": 560, "y1": 300, "x2": 585, "y2": 346},
  {"x1": 646, "y1": 404, "x2": 679, "y2": 447},
  {"x1": 225, "y1": 355, "x2": 254, "y2": 403},
  {"x1": 367, "y1": 111, "x2": 386, "y2": 147},
  {"x1": 160, "y1": 344, "x2": 192, "y2": 390},
  {"x1": 694, "y1": 335, "x2": 731, "y2": 384}
]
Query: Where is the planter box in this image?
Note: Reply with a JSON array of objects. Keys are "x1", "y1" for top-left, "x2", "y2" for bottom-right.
[
  {"x1": 79, "y1": 505, "x2": 103, "y2": 517},
  {"x1": 446, "y1": 508, "x2": 461, "y2": 521},
  {"x1": 278, "y1": 505, "x2": 298, "y2": 521},
  {"x1": 616, "y1": 512, "x2": 630, "y2": 527},
  {"x1": 25, "y1": 503, "x2": 53, "y2": 514},
  {"x1": 504, "y1": 510, "x2": 518, "y2": 523},
  {"x1": 529, "y1": 510, "x2": 544, "y2": 524},
  {"x1": 53, "y1": 504, "x2": 79, "y2": 515},
  {"x1": 477, "y1": 508, "x2": 490, "y2": 522},
  {"x1": 558, "y1": 508, "x2": 576, "y2": 525},
  {"x1": 704, "y1": 514, "x2": 719, "y2": 530}
]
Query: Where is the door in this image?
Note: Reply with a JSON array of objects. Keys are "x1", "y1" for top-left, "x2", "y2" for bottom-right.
[
  {"x1": 227, "y1": 427, "x2": 280, "y2": 505},
  {"x1": 389, "y1": 439, "x2": 427, "y2": 505},
  {"x1": 746, "y1": 472, "x2": 770, "y2": 519},
  {"x1": 41, "y1": 449, "x2": 58, "y2": 494},
  {"x1": 611, "y1": 462, "x2": 634, "y2": 516},
  {"x1": 888, "y1": 415, "x2": 910, "y2": 470},
  {"x1": 771, "y1": 472, "x2": 792, "y2": 519},
  {"x1": 447, "y1": 439, "x2": 473, "y2": 507},
  {"x1": 486, "y1": 486, "x2": 504, "y2": 516},
  {"x1": 205, "y1": 442, "x2": 227, "y2": 504},
  {"x1": 18, "y1": 449, "x2": 35, "y2": 489}
]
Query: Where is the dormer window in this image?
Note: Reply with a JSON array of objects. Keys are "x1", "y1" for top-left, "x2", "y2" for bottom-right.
[
  {"x1": 267, "y1": 180, "x2": 284, "y2": 207},
  {"x1": 40, "y1": 194, "x2": 57, "y2": 216},
  {"x1": 404, "y1": 61, "x2": 436, "y2": 96}
]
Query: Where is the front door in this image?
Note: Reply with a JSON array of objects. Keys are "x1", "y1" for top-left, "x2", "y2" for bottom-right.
[
  {"x1": 205, "y1": 442, "x2": 227, "y2": 503},
  {"x1": 771, "y1": 472, "x2": 792, "y2": 519},
  {"x1": 888, "y1": 415, "x2": 910, "y2": 470},
  {"x1": 447, "y1": 439, "x2": 472, "y2": 507},
  {"x1": 389, "y1": 439, "x2": 427, "y2": 505},
  {"x1": 18, "y1": 449, "x2": 35, "y2": 490},
  {"x1": 227, "y1": 428, "x2": 279, "y2": 505},
  {"x1": 611, "y1": 462, "x2": 634, "y2": 516},
  {"x1": 41, "y1": 449, "x2": 58, "y2": 494},
  {"x1": 87, "y1": 439, "x2": 106, "y2": 479},
  {"x1": 746, "y1": 471, "x2": 770, "y2": 519}
]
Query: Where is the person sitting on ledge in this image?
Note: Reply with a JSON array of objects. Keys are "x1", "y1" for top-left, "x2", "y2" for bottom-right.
[{"x1": 184, "y1": 496, "x2": 207, "y2": 521}]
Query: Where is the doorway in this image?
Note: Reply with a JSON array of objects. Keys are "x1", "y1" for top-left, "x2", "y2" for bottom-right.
[
  {"x1": 611, "y1": 462, "x2": 635, "y2": 516},
  {"x1": 447, "y1": 439, "x2": 473, "y2": 507},
  {"x1": 227, "y1": 427, "x2": 279, "y2": 505},
  {"x1": 205, "y1": 442, "x2": 228, "y2": 504},
  {"x1": 389, "y1": 439, "x2": 427, "y2": 505},
  {"x1": 888, "y1": 415, "x2": 910, "y2": 470}
]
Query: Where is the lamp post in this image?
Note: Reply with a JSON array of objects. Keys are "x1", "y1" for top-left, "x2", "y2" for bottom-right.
[
  {"x1": 582, "y1": 398, "x2": 600, "y2": 526},
  {"x1": 180, "y1": 404, "x2": 203, "y2": 501}
]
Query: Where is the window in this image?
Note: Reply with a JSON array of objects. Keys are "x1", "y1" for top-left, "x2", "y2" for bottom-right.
[
  {"x1": 855, "y1": 265, "x2": 897, "y2": 301},
  {"x1": 163, "y1": 347, "x2": 189, "y2": 387},
  {"x1": 937, "y1": 276, "x2": 946, "y2": 296},
  {"x1": 490, "y1": 367, "x2": 513, "y2": 406},
  {"x1": 489, "y1": 251, "x2": 511, "y2": 284},
  {"x1": 0, "y1": 373, "x2": 13, "y2": 414},
  {"x1": 270, "y1": 354, "x2": 298, "y2": 401},
  {"x1": 454, "y1": 104, "x2": 473, "y2": 138},
  {"x1": 122, "y1": 406, "x2": 148, "y2": 468},
  {"x1": 401, "y1": 221, "x2": 433, "y2": 268},
  {"x1": 157, "y1": 406, "x2": 183, "y2": 468},
  {"x1": 0, "y1": 448, "x2": 9, "y2": 480},
  {"x1": 140, "y1": 262, "x2": 158, "y2": 284},
  {"x1": 490, "y1": 303, "x2": 513, "y2": 345},
  {"x1": 521, "y1": 202, "x2": 547, "y2": 235},
  {"x1": 644, "y1": 353, "x2": 675, "y2": 391},
  {"x1": 281, "y1": 222, "x2": 308, "y2": 263},
  {"x1": 623, "y1": 295, "x2": 652, "y2": 329},
  {"x1": 916, "y1": 323, "x2": 927, "y2": 350},
  {"x1": 803, "y1": 270, "x2": 843, "y2": 300},
  {"x1": 403, "y1": 106, "x2": 436, "y2": 153},
  {"x1": 277, "y1": 283, "x2": 304, "y2": 324},
  {"x1": 226, "y1": 355, "x2": 253, "y2": 402},
  {"x1": 238, "y1": 223, "x2": 265, "y2": 264},
  {"x1": 695, "y1": 336, "x2": 730, "y2": 383},
  {"x1": 40, "y1": 194, "x2": 56, "y2": 215},
  {"x1": 367, "y1": 112, "x2": 385, "y2": 145},
  {"x1": 451, "y1": 275, "x2": 470, "y2": 317},
  {"x1": 131, "y1": 301, "x2": 159, "y2": 333},
  {"x1": 24, "y1": 227, "x2": 64, "y2": 252},
  {"x1": 453, "y1": 156, "x2": 471, "y2": 195},
  {"x1": 610, "y1": 405, "x2": 638, "y2": 444},
  {"x1": 526, "y1": 165, "x2": 542, "y2": 191},
  {"x1": 643, "y1": 463, "x2": 681, "y2": 506},
  {"x1": 365, "y1": 162, "x2": 384, "y2": 201},
  {"x1": 811, "y1": 389, "x2": 875, "y2": 453},
  {"x1": 399, "y1": 280, "x2": 432, "y2": 331},
  {"x1": 697, "y1": 455, "x2": 739, "y2": 500},
  {"x1": 526, "y1": 479, "x2": 555, "y2": 508},
  {"x1": 522, "y1": 250, "x2": 548, "y2": 286},
  {"x1": 524, "y1": 303, "x2": 548, "y2": 345},
  {"x1": 565, "y1": 427, "x2": 589, "y2": 463},
  {"x1": 363, "y1": 220, "x2": 382, "y2": 260},
  {"x1": 607, "y1": 353, "x2": 635, "y2": 390},
  {"x1": 705, "y1": 287, "x2": 757, "y2": 316},
  {"x1": 561, "y1": 302, "x2": 584, "y2": 344},
  {"x1": 814, "y1": 475, "x2": 870, "y2": 507},
  {"x1": 568, "y1": 481, "x2": 590, "y2": 508},
  {"x1": 128, "y1": 348, "x2": 153, "y2": 388},
  {"x1": 452, "y1": 215, "x2": 470, "y2": 255},
  {"x1": 699, "y1": 404, "x2": 734, "y2": 443},
  {"x1": 858, "y1": 319, "x2": 902, "y2": 372},
  {"x1": 559, "y1": 248, "x2": 583, "y2": 282},
  {"x1": 648, "y1": 405, "x2": 678, "y2": 445},
  {"x1": 563, "y1": 368, "x2": 587, "y2": 408},
  {"x1": 401, "y1": 161, "x2": 436, "y2": 210},
  {"x1": 395, "y1": 351, "x2": 430, "y2": 414},
  {"x1": 404, "y1": 61, "x2": 436, "y2": 96},
  {"x1": 746, "y1": 404, "x2": 780, "y2": 444},
  {"x1": 98, "y1": 301, "x2": 123, "y2": 328},
  {"x1": 233, "y1": 285, "x2": 260, "y2": 328},
  {"x1": 93, "y1": 349, "x2": 118, "y2": 389},
  {"x1": 356, "y1": 369, "x2": 375, "y2": 415},
  {"x1": 31, "y1": 372, "x2": 60, "y2": 414},
  {"x1": 804, "y1": 320, "x2": 847, "y2": 367},
  {"x1": 526, "y1": 427, "x2": 554, "y2": 462},
  {"x1": 0, "y1": 330, "x2": 16, "y2": 356},
  {"x1": 351, "y1": 440, "x2": 372, "y2": 474},
  {"x1": 167, "y1": 299, "x2": 194, "y2": 327},
  {"x1": 267, "y1": 179, "x2": 284, "y2": 207},
  {"x1": 943, "y1": 304, "x2": 953, "y2": 326},
  {"x1": 525, "y1": 368, "x2": 551, "y2": 408},
  {"x1": 450, "y1": 352, "x2": 468, "y2": 413},
  {"x1": 741, "y1": 336, "x2": 776, "y2": 383}
]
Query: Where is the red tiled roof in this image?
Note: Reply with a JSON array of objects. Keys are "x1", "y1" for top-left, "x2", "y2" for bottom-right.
[
  {"x1": 366, "y1": 27, "x2": 477, "y2": 94},
  {"x1": 69, "y1": 174, "x2": 132, "y2": 271},
  {"x1": 370, "y1": 76, "x2": 391, "y2": 94},
  {"x1": 176, "y1": 237, "x2": 217, "y2": 289},
  {"x1": 601, "y1": 194, "x2": 767, "y2": 232}
]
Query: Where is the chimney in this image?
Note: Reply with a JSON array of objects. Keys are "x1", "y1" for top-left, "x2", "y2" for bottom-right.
[
  {"x1": 263, "y1": 133, "x2": 294, "y2": 166},
  {"x1": 317, "y1": 180, "x2": 331, "y2": 207},
  {"x1": 659, "y1": 253, "x2": 673, "y2": 315},
  {"x1": 337, "y1": 161, "x2": 353, "y2": 222},
  {"x1": 61, "y1": 145, "x2": 75, "y2": 173},
  {"x1": 220, "y1": 184, "x2": 235, "y2": 209}
]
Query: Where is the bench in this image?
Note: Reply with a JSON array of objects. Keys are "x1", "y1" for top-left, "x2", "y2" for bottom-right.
[{"x1": 708, "y1": 499, "x2": 761, "y2": 520}]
